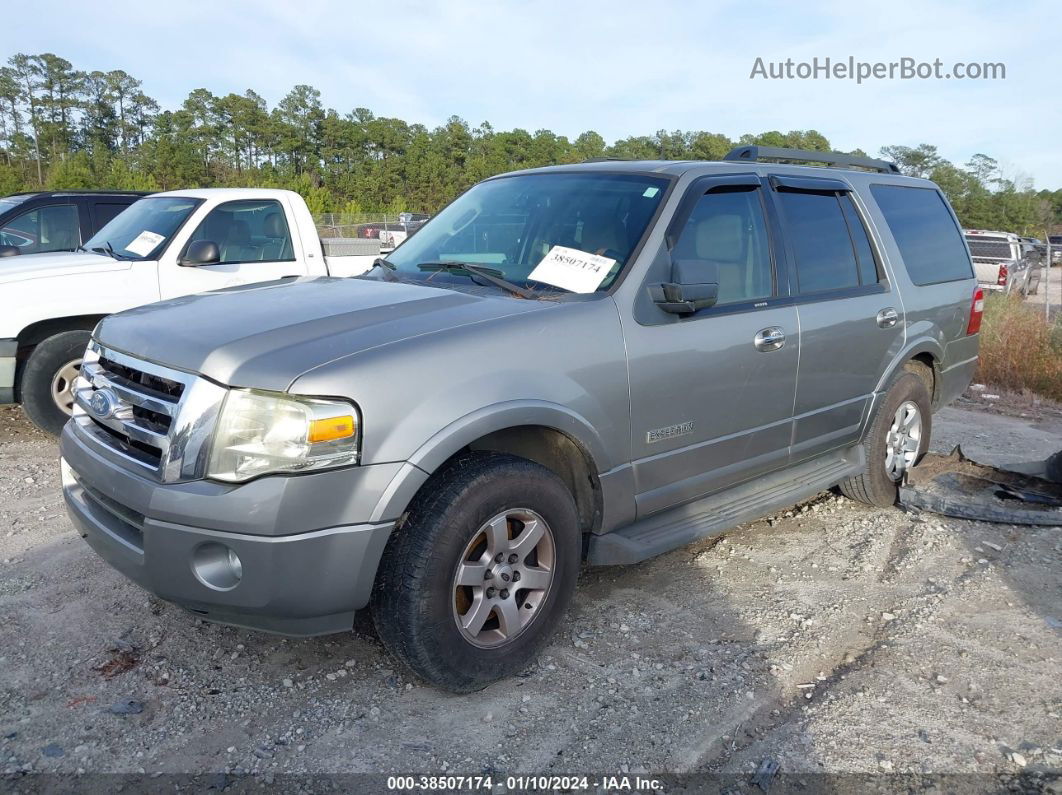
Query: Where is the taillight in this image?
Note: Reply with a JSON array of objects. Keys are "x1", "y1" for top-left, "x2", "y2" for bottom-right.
[
  {"x1": 996, "y1": 264, "x2": 1008, "y2": 286},
  {"x1": 967, "y1": 286, "x2": 985, "y2": 335}
]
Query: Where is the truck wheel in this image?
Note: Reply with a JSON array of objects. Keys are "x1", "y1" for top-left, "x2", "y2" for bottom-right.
[
  {"x1": 20, "y1": 330, "x2": 91, "y2": 436},
  {"x1": 371, "y1": 452, "x2": 580, "y2": 692},
  {"x1": 838, "y1": 370, "x2": 932, "y2": 508}
]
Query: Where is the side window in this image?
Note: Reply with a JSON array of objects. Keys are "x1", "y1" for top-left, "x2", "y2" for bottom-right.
[
  {"x1": 186, "y1": 200, "x2": 294, "y2": 264},
  {"x1": 2, "y1": 204, "x2": 80, "y2": 253},
  {"x1": 671, "y1": 187, "x2": 773, "y2": 306},
  {"x1": 777, "y1": 190, "x2": 861, "y2": 294},
  {"x1": 839, "y1": 196, "x2": 880, "y2": 285},
  {"x1": 869, "y1": 185, "x2": 974, "y2": 286},
  {"x1": 94, "y1": 202, "x2": 131, "y2": 230}
]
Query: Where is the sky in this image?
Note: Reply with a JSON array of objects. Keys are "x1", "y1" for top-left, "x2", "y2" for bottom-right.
[{"x1": 10, "y1": 0, "x2": 1062, "y2": 188}]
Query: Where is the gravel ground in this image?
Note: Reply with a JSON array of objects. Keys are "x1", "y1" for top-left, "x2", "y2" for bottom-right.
[{"x1": 0, "y1": 399, "x2": 1060, "y2": 785}]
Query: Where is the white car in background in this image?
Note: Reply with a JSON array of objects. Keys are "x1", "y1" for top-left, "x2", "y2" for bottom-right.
[{"x1": 1, "y1": 188, "x2": 383, "y2": 435}]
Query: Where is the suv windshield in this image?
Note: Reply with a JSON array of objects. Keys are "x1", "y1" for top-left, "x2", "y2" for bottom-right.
[
  {"x1": 386, "y1": 172, "x2": 669, "y2": 293},
  {"x1": 83, "y1": 197, "x2": 201, "y2": 260},
  {"x1": 965, "y1": 236, "x2": 1015, "y2": 260}
]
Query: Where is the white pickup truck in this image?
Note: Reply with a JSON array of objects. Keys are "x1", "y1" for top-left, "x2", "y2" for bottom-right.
[{"x1": 1, "y1": 188, "x2": 380, "y2": 434}]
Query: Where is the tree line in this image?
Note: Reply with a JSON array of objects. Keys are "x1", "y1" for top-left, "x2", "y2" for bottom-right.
[{"x1": 1, "y1": 52, "x2": 1059, "y2": 234}]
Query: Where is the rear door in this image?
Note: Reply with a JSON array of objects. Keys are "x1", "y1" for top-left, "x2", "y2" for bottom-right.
[
  {"x1": 157, "y1": 197, "x2": 309, "y2": 299},
  {"x1": 623, "y1": 174, "x2": 799, "y2": 516},
  {"x1": 768, "y1": 175, "x2": 905, "y2": 462}
]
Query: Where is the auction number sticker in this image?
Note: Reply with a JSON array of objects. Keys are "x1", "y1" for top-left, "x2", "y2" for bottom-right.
[
  {"x1": 125, "y1": 230, "x2": 165, "y2": 257},
  {"x1": 527, "y1": 245, "x2": 615, "y2": 293}
]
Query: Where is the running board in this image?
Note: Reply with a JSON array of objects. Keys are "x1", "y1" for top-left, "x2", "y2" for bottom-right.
[{"x1": 587, "y1": 446, "x2": 865, "y2": 565}]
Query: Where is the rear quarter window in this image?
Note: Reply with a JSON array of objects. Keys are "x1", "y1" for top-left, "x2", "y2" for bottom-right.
[{"x1": 869, "y1": 185, "x2": 973, "y2": 286}]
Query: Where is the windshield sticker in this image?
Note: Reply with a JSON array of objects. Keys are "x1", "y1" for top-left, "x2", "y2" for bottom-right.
[
  {"x1": 643, "y1": 186, "x2": 660, "y2": 198},
  {"x1": 125, "y1": 230, "x2": 165, "y2": 257},
  {"x1": 528, "y1": 245, "x2": 616, "y2": 293}
]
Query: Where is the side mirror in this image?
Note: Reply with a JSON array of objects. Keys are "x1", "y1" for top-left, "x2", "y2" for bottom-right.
[
  {"x1": 649, "y1": 258, "x2": 719, "y2": 314},
  {"x1": 180, "y1": 240, "x2": 220, "y2": 266},
  {"x1": 0, "y1": 244, "x2": 20, "y2": 257}
]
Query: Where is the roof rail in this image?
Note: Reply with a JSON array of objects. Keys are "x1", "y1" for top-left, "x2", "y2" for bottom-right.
[
  {"x1": 582, "y1": 156, "x2": 631, "y2": 163},
  {"x1": 723, "y1": 146, "x2": 900, "y2": 174}
]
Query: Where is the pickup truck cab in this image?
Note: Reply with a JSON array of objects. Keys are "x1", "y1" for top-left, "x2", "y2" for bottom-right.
[
  {"x1": 0, "y1": 190, "x2": 147, "y2": 255},
  {"x1": 1, "y1": 188, "x2": 377, "y2": 434},
  {"x1": 60, "y1": 148, "x2": 980, "y2": 692}
]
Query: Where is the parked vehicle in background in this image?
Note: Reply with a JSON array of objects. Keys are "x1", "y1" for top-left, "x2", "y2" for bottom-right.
[
  {"x1": 1, "y1": 188, "x2": 381, "y2": 435},
  {"x1": 355, "y1": 215, "x2": 429, "y2": 248},
  {"x1": 0, "y1": 191, "x2": 147, "y2": 256},
  {"x1": 1049, "y1": 235, "x2": 1062, "y2": 265},
  {"x1": 61, "y1": 147, "x2": 980, "y2": 692},
  {"x1": 964, "y1": 229, "x2": 1038, "y2": 296}
]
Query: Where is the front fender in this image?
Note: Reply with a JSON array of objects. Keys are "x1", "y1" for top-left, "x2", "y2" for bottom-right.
[
  {"x1": 408, "y1": 399, "x2": 609, "y2": 474},
  {"x1": 367, "y1": 400, "x2": 610, "y2": 524}
]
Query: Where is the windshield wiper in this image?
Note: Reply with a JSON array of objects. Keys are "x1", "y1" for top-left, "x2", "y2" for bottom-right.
[
  {"x1": 90, "y1": 241, "x2": 125, "y2": 260},
  {"x1": 370, "y1": 257, "x2": 401, "y2": 282},
  {"x1": 417, "y1": 261, "x2": 536, "y2": 299}
]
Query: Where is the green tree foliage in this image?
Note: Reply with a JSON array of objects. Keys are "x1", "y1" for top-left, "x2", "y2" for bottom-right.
[{"x1": 0, "y1": 51, "x2": 1058, "y2": 233}]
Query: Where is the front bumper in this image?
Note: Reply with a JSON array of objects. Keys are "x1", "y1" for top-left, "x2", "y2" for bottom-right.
[
  {"x1": 60, "y1": 424, "x2": 395, "y2": 636},
  {"x1": 0, "y1": 338, "x2": 16, "y2": 404}
]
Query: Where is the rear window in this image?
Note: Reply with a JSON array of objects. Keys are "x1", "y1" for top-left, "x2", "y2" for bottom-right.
[
  {"x1": 965, "y1": 237, "x2": 1015, "y2": 260},
  {"x1": 870, "y1": 185, "x2": 973, "y2": 285}
]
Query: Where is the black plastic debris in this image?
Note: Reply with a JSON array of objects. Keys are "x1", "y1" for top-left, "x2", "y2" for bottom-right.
[{"x1": 899, "y1": 446, "x2": 1062, "y2": 525}]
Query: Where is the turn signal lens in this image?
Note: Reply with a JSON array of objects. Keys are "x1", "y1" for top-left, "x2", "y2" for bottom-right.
[{"x1": 308, "y1": 415, "x2": 356, "y2": 443}]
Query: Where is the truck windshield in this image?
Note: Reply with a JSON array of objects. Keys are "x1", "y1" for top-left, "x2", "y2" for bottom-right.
[
  {"x1": 83, "y1": 197, "x2": 201, "y2": 260},
  {"x1": 386, "y1": 172, "x2": 669, "y2": 293},
  {"x1": 965, "y1": 237, "x2": 1015, "y2": 260}
]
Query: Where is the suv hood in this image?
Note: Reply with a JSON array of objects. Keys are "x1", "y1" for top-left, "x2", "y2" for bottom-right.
[
  {"x1": 95, "y1": 276, "x2": 553, "y2": 391},
  {"x1": 0, "y1": 250, "x2": 130, "y2": 285}
]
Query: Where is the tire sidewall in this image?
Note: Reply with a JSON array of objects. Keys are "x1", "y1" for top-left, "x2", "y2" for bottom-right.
[
  {"x1": 374, "y1": 456, "x2": 580, "y2": 691},
  {"x1": 863, "y1": 372, "x2": 932, "y2": 503},
  {"x1": 20, "y1": 330, "x2": 91, "y2": 436}
]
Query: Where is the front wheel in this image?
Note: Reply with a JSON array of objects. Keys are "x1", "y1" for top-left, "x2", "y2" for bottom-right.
[
  {"x1": 20, "y1": 330, "x2": 91, "y2": 436},
  {"x1": 370, "y1": 453, "x2": 580, "y2": 692},
  {"x1": 838, "y1": 370, "x2": 932, "y2": 508}
]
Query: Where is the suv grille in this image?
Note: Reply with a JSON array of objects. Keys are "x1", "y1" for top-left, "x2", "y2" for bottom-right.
[{"x1": 72, "y1": 343, "x2": 226, "y2": 482}]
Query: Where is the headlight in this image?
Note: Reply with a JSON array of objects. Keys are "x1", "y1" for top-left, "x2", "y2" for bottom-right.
[{"x1": 207, "y1": 389, "x2": 360, "y2": 483}]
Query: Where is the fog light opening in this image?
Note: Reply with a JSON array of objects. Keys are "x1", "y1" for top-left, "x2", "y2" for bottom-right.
[{"x1": 192, "y1": 542, "x2": 243, "y2": 591}]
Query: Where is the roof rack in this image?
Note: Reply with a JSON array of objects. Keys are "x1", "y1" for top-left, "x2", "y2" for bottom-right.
[
  {"x1": 723, "y1": 146, "x2": 900, "y2": 174},
  {"x1": 582, "y1": 156, "x2": 632, "y2": 163}
]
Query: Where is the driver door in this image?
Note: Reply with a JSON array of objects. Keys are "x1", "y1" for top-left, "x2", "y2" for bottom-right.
[{"x1": 157, "y1": 198, "x2": 309, "y2": 299}]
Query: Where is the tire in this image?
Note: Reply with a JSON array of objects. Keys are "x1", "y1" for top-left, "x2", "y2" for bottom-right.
[
  {"x1": 20, "y1": 330, "x2": 91, "y2": 436},
  {"x1": 838, "y1": 370, "x2": 932, "y2": 508},
  {"x1": 371, "y1": 452, "x2": 580, "y2": 692}
]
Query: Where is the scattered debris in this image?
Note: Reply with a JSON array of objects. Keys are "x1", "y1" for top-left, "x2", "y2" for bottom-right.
[
  {"x1": 900, "y1": 447, "x2": 1062, "y2": 525},
  {"x1": 108, "y1": 699, "x2": 144, "y2": 716},
  {"x1": 750, "y1": 757, "x2": 780, "y2": 792}
]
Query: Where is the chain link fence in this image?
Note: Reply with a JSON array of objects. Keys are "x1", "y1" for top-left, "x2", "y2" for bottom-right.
[{"x1": 314, "y1": 212, "x2": 431, "y2": 258}]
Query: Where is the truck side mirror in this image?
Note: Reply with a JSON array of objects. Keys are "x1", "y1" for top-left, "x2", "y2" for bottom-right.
[
  {"x1": 649, "y1": 258, "x2": 719, "y2": 315},
  {"x1": 0, "y1": 244, "x2": 20, "y2": 257},
  {"x1": 180, "y1": 240, "x2": 221, "y2": 266}
]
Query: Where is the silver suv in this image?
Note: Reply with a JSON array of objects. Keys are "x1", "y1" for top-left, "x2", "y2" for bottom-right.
[{"x1": 60, "y1": 147, "x2": 981, "y2": 692}]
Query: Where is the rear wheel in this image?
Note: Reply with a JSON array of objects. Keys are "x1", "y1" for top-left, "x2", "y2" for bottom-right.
[
  {"x1": 838, "y1": 370, "x2": 932, "y2": 508},
  {"x1": 20, "y1": 330, "x2": 91, "y2": 436},
  {"x1": 370, "y1": 452, "x2": 580, "y2": 692}
]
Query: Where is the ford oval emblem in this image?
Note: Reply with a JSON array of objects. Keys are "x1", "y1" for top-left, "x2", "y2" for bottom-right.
[{"x1": 88, "y1": 388, "x2": 119, "y2": 419}]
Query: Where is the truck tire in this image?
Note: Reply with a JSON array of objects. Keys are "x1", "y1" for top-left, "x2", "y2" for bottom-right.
[
  {"x1": 20, "y1": 330, "x2": 91, "y2": 436},
  {"x1": 371, "y1": 452, "x2": 580, "y2": 692},
  {"x1": 838, "y1": 370, "x2": 932, "y2": 508}
]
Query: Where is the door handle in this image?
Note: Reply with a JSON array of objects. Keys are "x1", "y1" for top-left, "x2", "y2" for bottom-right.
[
  {"x1": 876, "y1": 307, "x2": 899, "y2": 328},
  {"x1": 754, "y1": 327, "x2": 786, "y2": 352}
]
